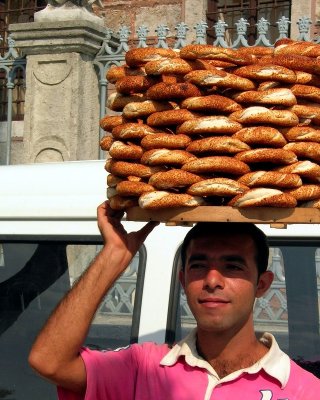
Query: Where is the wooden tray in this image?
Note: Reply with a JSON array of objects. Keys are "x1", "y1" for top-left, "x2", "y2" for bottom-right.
[{"x1": 126, "y1": 206, "x2": 320, "y2": 225}]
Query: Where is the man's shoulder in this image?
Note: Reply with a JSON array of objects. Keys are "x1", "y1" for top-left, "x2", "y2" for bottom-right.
[{"x1": 290, "y1": 359, "x2": 320, "y2": 384}]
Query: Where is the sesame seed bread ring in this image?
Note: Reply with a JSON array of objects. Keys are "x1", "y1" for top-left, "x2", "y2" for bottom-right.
[
  {"x1": 122, "y1": 100, "x2": 174, "y2": 119},
  {"x1": 179, "y1": 44, "x2": 255, "y2": 65},
  {"x1": 148, "y1": 169, "x2": 202, "y2": 189},
  {"x1": 235, "y1": 148, "x2": 298, "y2": 165},
  {"x1": 112, "y1": 123, "x2": 159, "y2": 140},
  {"x1": 106, "y1": 65, "x2": 146, "y2": 84},
  {"x1": 275, "y1": 161, "x2": 320, "y2": 182},
  {"x1": 141, "y1": 133, "x2": 191, "y2": 149},
  {"x1": 141, "y1": 149, "x2": 196, "y2": 166},
  {"x1": 181, "y1": 156, "x2": 250, "y2": 175},
  {"x1": 233, "y1": 64, "x2": 297, "y2": 83},
  {"x1": 283, "y1": 142, "x2": 320, "y2": 163},
  {"x1": 181, "y1": 94, "x2": 242, "y2": 113},
  {"x1": 232, "y1": 88, "x2": 297, "y2": 106},
  {"x1": 146, "y1": 82, "x2": 202, "y2": 100},
  {"x1": 100, "y1": 135, "x2": 114, "y2": 151},
  {"x1": 282, "y1": 126, "x2": 320, "y2": 143},
  {"x1": 176, "y1": 116, "x2": 242, "y2": 135},
  {"x1": 274, "y1": 42, "x2": 320, "y2": 58},
  {"x1": 187, "y1": 177, "x2": 249, "y2": 197},
  {"x1": 107, "y1": 174, "x2": 125, "y2": 187},
  {"x1": 271, "y1": 55, "x2": 320, "y2": 75},
  {"x1": 107, "y1": 92, "x2": 147, "y2": 112},
  {"x1": 105, "y1": 159, "x2": 163, "y2": 178},
  {"x1": 147, "y1": 109, "x2": 199, "y2": 127},
  {"x1": 144, "y1": 58, "x2": 195, "y2": 75},
  {"x1": 116, "y1": 181, "x2": 155, "y2": 197},
  {"x1": 289, "y1": 104, "x2": 320, "y2": 121},
  {"x1": 286, "y1": 184, "x2": 320, "y2": 201},
  {"x1": 109, "y1": 141, "x2": 143, "y2": 161},
  {"x1": 228, "y1": 188, "x2": 297, "y2": 208},
  {"x1": 100, "y1": 115, "x2": 128, "y2": 132},
  {"x1": 237, "y1": 46, "x2": 274, "y2": 58},
  {"x1": 300, "y1": 198, "x2": 320, "y2": 208},
  {"x1": 290, "y1": 84, "x2": 320, "y2": 103},
  {"x1": 257, "y1": 81, "x2": 281, "y2": 91},
  {"x1": 238, "y1": 171, "x2": 302, "y2": 188},
  {"x1": 229, "y1": 106, "x2": 299, "y2": 127},
  {"x1": 109, "y1": 195, "x2": 138, "y2": 210},
  {"x1": 186, "y1": 136, "x2": 250, "y2": 154},
  {"x1": 184, "y1": 69, "x2": 255, "y2": 91},
  {"x1": 232, "y1": 126, "x2": 287, "y2": 148},
  {"x1": 293, "y1": 71, "x2": 320, "y2": 86},
  {"x1": 138, "y1": 191, "x2": 205, "y2": 209},
  {"x1": 125, "y1": 48, "x2": 178, "y2": 67},
  {"x1": 115, "y1": 76, "x2": 158, "y2": 94}
]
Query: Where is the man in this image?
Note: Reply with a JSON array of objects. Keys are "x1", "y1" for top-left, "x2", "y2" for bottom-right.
[{"x1": 29, "y1": 201, "x2": 320, "y2": 399}]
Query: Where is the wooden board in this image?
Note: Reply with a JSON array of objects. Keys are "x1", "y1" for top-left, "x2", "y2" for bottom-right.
[{"x1": 126, "y1": 206, "x2": 320, "y2": 225}]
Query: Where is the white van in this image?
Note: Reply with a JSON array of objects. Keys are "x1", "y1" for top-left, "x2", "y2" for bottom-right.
[{"x1": 0, "y1": 160, "x2": 319, "y2": 398}]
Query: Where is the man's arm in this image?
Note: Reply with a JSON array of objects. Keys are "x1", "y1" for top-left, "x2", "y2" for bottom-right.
[{"x1": 28, "y1": 201, "x2": 158, "y2": 394}]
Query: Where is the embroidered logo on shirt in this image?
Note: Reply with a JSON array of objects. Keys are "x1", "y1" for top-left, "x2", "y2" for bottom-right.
[{"x1": 260, "y1": 390, "x2": 289, "y2": 400}]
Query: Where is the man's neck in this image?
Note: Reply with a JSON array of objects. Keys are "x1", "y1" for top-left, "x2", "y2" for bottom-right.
[{"x1": 196, "y1": 328, "x2": 269, "y2": 378}]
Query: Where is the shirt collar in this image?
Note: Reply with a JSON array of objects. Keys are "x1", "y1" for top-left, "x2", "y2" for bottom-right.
[{"x1": 160, "y1": 329, "x2": 290, "y2": 388}]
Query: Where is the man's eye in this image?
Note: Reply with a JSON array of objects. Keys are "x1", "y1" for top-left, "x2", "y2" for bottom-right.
[
  {"x1": 226, "y1": 264, "x2": 243, "y2": 271},
  {"x1": 189, "y1": 263, "x2": 206, "y2": 270}
]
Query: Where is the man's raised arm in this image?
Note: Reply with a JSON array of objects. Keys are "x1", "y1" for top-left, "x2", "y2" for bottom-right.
[{"x1": 28, "y1": 201, "x2": 158, "y2": 394}]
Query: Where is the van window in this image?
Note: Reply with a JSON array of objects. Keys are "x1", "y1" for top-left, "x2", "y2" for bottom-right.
[
  {"x1": 0, "y1": 241, "x2": 146, "y2": 399},
  {"x1": 167, "y1": 242, "x2": 320, "y2": 378}
]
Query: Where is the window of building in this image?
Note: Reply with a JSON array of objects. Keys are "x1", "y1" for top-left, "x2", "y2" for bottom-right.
[{"x1": 206, "y1": 0, "x2": 292, "y2": 45}]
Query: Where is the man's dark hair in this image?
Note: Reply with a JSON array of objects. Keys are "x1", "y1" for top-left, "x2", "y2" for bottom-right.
[{"x1": 180, "y1": 222, "x2": 269, "y2": 276}]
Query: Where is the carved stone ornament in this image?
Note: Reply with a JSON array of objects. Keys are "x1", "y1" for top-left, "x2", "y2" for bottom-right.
[{"x1": 47, "y1": 0, "x2": 103, "y2": 11}]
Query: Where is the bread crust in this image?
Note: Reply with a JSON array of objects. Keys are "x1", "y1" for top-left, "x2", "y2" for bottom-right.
[
  {"x1": 286, "y1": 185, "x2": 320, "y2": 201},
  {"x1": 184, "y1": 69, "x2": 255, "y2": 91},
  {"x1": 233, "y1": 64, "x2": 297, "y2": 83},
  {"x1": 138, "y1": 191, "x2": 205, "y2": 209},
  {"x1": 181, "y1": 155, "x2": 250, "y2": 175},
  {"x1": 229, "y1": 106, "x2": 299, "y2": 127},
  {"x1": 122, "y1": 100, "x2": 174, "y2": 119},
  {"x1": 146, "y1": 109, "x2": 199, "y2": 126},
  {"x1": 181, "y1": 94, "x2": 242, "y2": 113},
  {"x1": 109, "y1": 141, "x2": 143, "y2": 160},
  {"x1": 100, "y1": 135, "x2": 114, "y2": 151},
  {"x1": 115, "y1": 76, "x2": 158, "y2": 94},
  {"x1": 141, "y1": 149, "x2": 196, "y2": 166},
  {"x1": 112, "y1": 123, "x2": 159, "y2": 140},
  {"x1": 105, "y1": 159, "x2": 163, "y2": 178},
  {"x1": 106, "y1": 65, "x2": 146, "y2": 84},
  {"x1": 141, "y1": 133, "x2": 191, "y2": 149},
  {"x1": 100, "y1": 115, "x2": 128, "y2": 132},
  {"x1": 148, "y1": 169, "x2": 202, "y2": 189},
  {"x1": 125, "y1": 47, "x2": 177, "y2": 67},
  {"x1": 238, "y1": 171, "x2": 302, "y2": 188},
  {"x1": 271, "y1": 55, "x2": 320, "y2": 75},
  {"x1": 300, "y1": 198, "x2": 320, "y2": 208},
  {"x1": 232, "y1": 126, "x2": 287, "y2": 148},
  {"x1": 232, "y1": 88, "x2": 297, "y2": 106},
  {"x1": 228, "y1": 188, "x2": 297, "y2": 207},
  {"x1": 274, "y1": 161, "x2": 320, "y2": 182},
  {"x1": 274, "y1": 42, "x2": 320, "y2": 58},
  {"x1": 144, "y1": 57, "x2": 194, "y2": 75},
  {"x1": 109, "y1": 195, "x2": 139, "y2": 210},
  {"x1": 107, "y1": 92, "x2": 147, "y2": 111},
  {"x1": 146, "y1": 82, "x2": 202, "y2": 100},
  {"x1": 289, "y1": 104, "x2": 320, "y2": 121},
  {"x1": 290, "y1": 84, "x2": 320, "y2": 103},
  {"x1": 235, "y1": 148, "x2": 298, "y2": 165},
  {"x1": 283, "y1": 141, "x2": 320, "y2": 163},
  {"x1": 116, "y1": 180, "x2": 155, "y2": 197},
  {"x1": 187, "y1": 177, "x2": 249, "y2": 196},
  {"x1": 179, "y1": 44, "x2": 255, "y2": 65},
  {"x1": 281, "y1": 126, "x2": 320, "y2": 143},
  {"x1": 176, "y1": 116, "x2": 242, "y2": 135},
  {"x1": 186, "y1": 136, "x2": 250, "y2": 154}
]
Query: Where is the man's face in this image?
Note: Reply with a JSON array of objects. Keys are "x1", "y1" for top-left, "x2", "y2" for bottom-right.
[{"x1": 180, "y1": 233, "x2": 270, "y2": 336}]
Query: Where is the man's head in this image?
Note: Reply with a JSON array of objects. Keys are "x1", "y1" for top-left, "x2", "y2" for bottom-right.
[{"x1": 180, "y1": 222, "x2": 269, "y2": 276}]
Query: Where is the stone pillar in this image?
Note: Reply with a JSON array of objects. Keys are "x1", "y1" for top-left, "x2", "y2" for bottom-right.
[{"x1": 9, "y1": 15, "x2": 106, "y2": 163}]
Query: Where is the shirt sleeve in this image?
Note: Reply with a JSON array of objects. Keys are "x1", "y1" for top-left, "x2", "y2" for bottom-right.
[{"x1": 57, "y1": 345, "x2": 140, "y2": 400}]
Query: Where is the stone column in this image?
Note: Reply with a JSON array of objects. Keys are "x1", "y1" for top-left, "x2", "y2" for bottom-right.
[{"x1": 9, "y1": 10, "x2": 106, "y2": 163}]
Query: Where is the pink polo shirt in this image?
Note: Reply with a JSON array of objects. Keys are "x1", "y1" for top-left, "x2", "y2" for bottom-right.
[{"x1": 58, "y1": 330, "x2": 320, "y2": 399}]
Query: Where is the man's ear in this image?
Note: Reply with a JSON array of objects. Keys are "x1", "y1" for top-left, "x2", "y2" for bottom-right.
[
  {"x1": 256, "y1": 271, "x2": 274, "y2": 298},
  {"x1": 179, "y1": 269, "x2": 186, "y2": 290}
]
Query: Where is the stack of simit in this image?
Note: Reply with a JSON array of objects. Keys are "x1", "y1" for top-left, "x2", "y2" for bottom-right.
[{"x1": 100, "y1": 39, "x2": 320, "y2": 210}]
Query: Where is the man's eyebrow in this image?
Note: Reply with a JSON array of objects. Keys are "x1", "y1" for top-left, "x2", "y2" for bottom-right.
[
  {"x1": 187, "y1": 254, "x2": 247, "y2": 265},
  {"x1": 222, "y1": 255, "x2": 247, "y2": 265},
  {"x1": 187, "y1": 254, "x2": 207, "y2": 263}
]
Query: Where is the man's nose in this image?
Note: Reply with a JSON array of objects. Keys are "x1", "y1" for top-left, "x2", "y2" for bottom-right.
[{"x1": 203, "y1": 267, "x2": 225, "y2": 290}]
